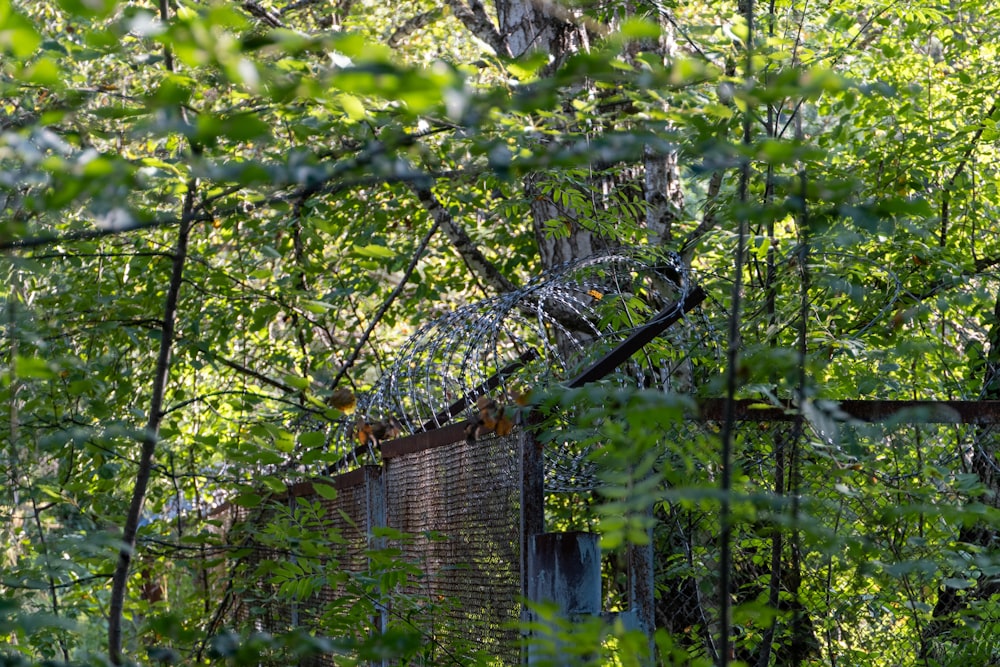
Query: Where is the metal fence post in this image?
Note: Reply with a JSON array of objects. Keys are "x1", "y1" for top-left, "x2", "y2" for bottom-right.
[
  {"x1": 628, "y1": 518, "x2": 656, "y2": 661},
  {"x1": 364, "y1": 465, "x2": 387, "y2": 667},
  {"x1": 521, "y1": 410, "x2": 545, "y2": 596},
  {"x1": 525, "y1": 531, "x2": 602, "y2": 666}
]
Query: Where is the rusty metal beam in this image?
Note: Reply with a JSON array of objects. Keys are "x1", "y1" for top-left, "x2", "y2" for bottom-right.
[
  {"x1": 374, "y1": 399, "x2": 1000, "y2": 464},
  {"x1": 697, "y1": 398, "x2": 1000, "y2": 424},
  {"x1": 381, "y1": 423, "x2": 468, "y2": 460},
  {"x1": 231, "y1": 396, "x2": 1000, "y2": 523}
]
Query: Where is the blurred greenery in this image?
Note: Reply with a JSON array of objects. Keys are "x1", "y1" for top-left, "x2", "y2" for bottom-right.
[{"x1": 2, "y1": 0, "x2": 999, "y2": 664}]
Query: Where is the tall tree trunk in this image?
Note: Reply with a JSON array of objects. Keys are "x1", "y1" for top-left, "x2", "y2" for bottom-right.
[
  {"x1": 495, "y1": 0, "x2": 589, "y2": 64},
  {"x1": 448, "y1": 0, "x2": 685, "y2": 271},
  {"x1": 524, "y1": 173, "x2": 608, "y2": 268},
  {"x1": 921, "y1": 294, "x2": 1000, "y2": 659}
]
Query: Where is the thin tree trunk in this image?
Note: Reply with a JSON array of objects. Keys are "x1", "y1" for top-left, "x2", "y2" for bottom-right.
[
  {"x1": 107, "y1": 183, "x2": 196, "y2": 665},
  {"x1": 641, "y1": 20, "x2": 683, "y2": 246},
  {"x1": 409, "y1": 182, "x2": 516, "y2": 293}
]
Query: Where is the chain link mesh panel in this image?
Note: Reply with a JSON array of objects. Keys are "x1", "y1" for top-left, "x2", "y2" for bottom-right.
[
  {"x1": 228, "y1": 470, "x2": 376, "y2": 642},
  {"x1": 230, "y1": 412, "x2": 999, "y2": 666},
  {"x1": 383, "y1": 430, "x2": 521, "y2": 665},
  {"x1": 649, "y1": 418, "x2": 1000, "y2": 666},
  {"x1": 229, "y1": 431, "x2": 522, "y2": 665}
]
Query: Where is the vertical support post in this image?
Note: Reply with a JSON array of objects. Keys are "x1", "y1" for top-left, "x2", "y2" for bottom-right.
[
  {"x1": 364, "y1": 463, "x2": 386, "y2": 534},
  {"x1": 628, "y1": 517, "x2": 656, "y2": 661},
  {"x1": 364, "y1": 464, "x2": 387, "y2": 667},
  {"x1": 520, "y1": 411, "x2": 545, "y2": 604},
  {"x1": 520, "y1": 410, "x2": 546, "y2": 664},
  {"x1": 525, "y1": 532, "x2": 602, "y2": 666},
  {"x1": 288, "y1": 493, "x2": 299, "y2": 629}
]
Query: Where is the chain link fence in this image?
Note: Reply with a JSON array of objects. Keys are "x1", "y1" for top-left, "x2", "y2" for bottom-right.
[
  {"x1": 638, "y1": 417, "x2": 1000, "y2": 666},
  {"x1": 228, "y1": 429, "x2": 522, "y2": 666},
  {"x1": 227, "y1": 412, "x2": 998, "y2": 666}
]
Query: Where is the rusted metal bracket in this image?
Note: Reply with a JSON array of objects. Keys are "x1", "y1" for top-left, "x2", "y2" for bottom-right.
[{"x1": 419, "y1": 347, "x2": 540, "y2": 432}]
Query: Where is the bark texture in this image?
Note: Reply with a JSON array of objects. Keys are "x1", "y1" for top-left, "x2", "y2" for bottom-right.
[
  {"x1": 638, "y1": 21, "x2": 683, "y2": 246},
  {"x1": 420, "y1": 1, "x2": 685, "y2": 277},
  {"x1": 439, "y1": 1, "x2": 678, "y2": 270},
  {"x1": 496, "y1": 0, "x2": 589, "y2": 62}
]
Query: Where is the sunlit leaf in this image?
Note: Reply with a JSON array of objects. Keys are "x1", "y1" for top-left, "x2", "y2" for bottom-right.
[{"x1": 0, "y1": 0, "x2": 41, "y2": 58}]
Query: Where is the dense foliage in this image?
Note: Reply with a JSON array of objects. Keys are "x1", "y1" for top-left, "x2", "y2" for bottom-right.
[{"x1": 1, "y1": 0, "x2": 999, "y2": 664}]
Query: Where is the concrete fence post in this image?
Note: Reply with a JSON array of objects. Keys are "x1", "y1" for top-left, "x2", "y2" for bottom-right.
[{"x1": 525, "y1": 531, "x2": 601, "y2": 665}]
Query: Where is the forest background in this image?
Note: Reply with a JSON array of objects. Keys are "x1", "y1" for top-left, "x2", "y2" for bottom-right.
[{"x1": 1, "y1": 0, "x2": 999, "y2": 665}]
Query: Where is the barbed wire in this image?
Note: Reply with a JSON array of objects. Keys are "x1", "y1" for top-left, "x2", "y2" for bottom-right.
[{"x1": 318, "y1": 247, "x2": 907, "y2": 486}]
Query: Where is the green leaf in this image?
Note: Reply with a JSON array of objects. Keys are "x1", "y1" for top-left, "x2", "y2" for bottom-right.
[
  {"x1": 353, "y1": 244, "x2": 395, "y2": 259},
  {"x1": 36, "y1": 484, "x2": 64, "y2": 501},
  {"x1": 506, "y1": 52, "x2": 549, "y2": 81},
  {"x1": 260, "y1": 476, "x2": 286, "y2": 493},
  {"x1": 756, "y1": 138, "x2": 796, "y2": 164},
  {"x1": 194, "y1": 113, "x2": 271, "y2": 143},
  {"x1": 55, "y1": 0, "x2": 117, "y2": 18},
  {"x1": 232, "y1": 492, "x2": 262, "y2": 508},
  {"x1": 941, "y1": 577, "x2": 973, "y2": 590},
  {"x1": 281, "y1": 374, "x2": 310, "y2": 390},
  {"x1": 617, "y1": 18, "x2": 661, "y2": 40},
  {"x1": 298, "y1": 431, "x2": 326, "y2": 448},
  {"x1": 313, "y1": 482, "x2": 337, "y2": 500},
  {"x1": 338, "y1": 93, "x2": 366, "y2": 120},
  {"x1": 301, "y1": 300, "x2": 335, "y2": 314},
  {"x1": 92, "y1": 105, "x2": 149, "y2": 119},
  {"x1": 0, "y1": 0, "x2": 41, "y2": 58},
  {"x1": 273, "y1": 428, "x2": 295, "y2": 453},
  {"x1": 14, "y1": 356, "x2": 55, "y2": 379},
  {"x1": 250, "y1": 304, "x2": 281, "y2": 331},
  {"x1": 19, "y1": 56, "x2": 62, "y2": 85},
  {"x1": 147, "y1": 74, "x2": 195, "y2": 107}
]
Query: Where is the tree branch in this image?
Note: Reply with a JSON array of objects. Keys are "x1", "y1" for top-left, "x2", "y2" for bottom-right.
[
  {"x1": 940, "y1": 98, "x2": 998, "y2": 247},
  {"x1": 444, "y1": 0, "x2": 510, "y2": 56},
  {"x1": 680, "y1": 169, "x2": 726, "y2": 262},
  {"x1": 331, "y1": 209, "x2": 444, "y2": 388},
  {"x1": 904, "y1": 250, "x2": 1000, "y2": 306},
  {"x1": 0, "y1": 129, "x2": 455, "y2": 254},
  {"x1": 0, "y1": 213, "x2": 209, "y2": 251},
  {"x1": 408, "y1": 181, "x2": 517, "y2": 294},
  {"x1": 241, "y1": 0, "x2": 283, "y2": 27},
  {"x1": 680, "y1": 59, "x2": 736, "y2": 262},
  {"x1": 195, "y1": 346, "x2": 301, "y2": 395},
  {"x1": 387, "y1": 9, "x2": 443, "y2": 48}
]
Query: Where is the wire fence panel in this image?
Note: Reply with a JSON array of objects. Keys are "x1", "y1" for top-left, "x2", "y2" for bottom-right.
[
  {"x1": 649, "y1": 419, "x2": 1000, "y2": 666},
  {"x1": 228, "y1": 411, "x2": 999, "y2": 666},
  {"x1": 228, "y1": 432, "x2": 522, "y2": 666},
  {"x1": 228, "y1": 469, "x2": 376, "y2": 644},
  {"x1": 383, "y1": 431, "x2": 522, "y2": 665}
]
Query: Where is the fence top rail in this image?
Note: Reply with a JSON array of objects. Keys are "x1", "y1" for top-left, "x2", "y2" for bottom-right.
[
  {"x1": 214, "y1": 399, "x2": 1000, "y2": 513},
  {"x1": 376, "y1": 398, "x2": 1000, "y2": 460},
  {"x1": 697, "y1": 398, "x2": 1000, "y2": 424}
]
